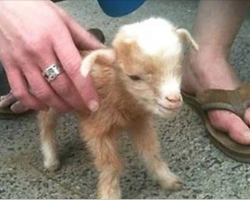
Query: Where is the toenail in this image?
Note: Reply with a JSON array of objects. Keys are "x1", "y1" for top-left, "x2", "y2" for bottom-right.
[{"x1": 243, "y1": 131, "x2": 250, "y2": 141}]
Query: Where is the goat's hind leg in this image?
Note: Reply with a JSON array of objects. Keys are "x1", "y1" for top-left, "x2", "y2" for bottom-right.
[{"x1": 38, "y1": 109, "x2": 60, "y2": 171}]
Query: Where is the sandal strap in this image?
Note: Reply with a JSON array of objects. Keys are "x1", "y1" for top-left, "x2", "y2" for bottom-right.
[{"x1": 196, "y1": 82, "x2": 250, "y2": 119}]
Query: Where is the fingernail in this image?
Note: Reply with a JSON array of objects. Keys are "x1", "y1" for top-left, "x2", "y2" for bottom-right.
[
  {"x1": 0, "y1": 95, "x2": 5, "y2": 102},
  {"x1": 88, "y1": 100, "x2": 99, "y2": 112}
]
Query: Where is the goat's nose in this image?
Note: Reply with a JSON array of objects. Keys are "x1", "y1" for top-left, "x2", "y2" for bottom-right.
[{"x1": 165, "y1": 93, "x2": 182, "y2": 103}]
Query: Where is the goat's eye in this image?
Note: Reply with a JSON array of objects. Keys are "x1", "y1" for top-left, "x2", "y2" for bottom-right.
[{"x1": 128, "y1": 75, "x2": 141, "y2": 81}]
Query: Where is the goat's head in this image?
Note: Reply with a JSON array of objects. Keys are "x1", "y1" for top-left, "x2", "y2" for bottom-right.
[{"x1": 112, "y1": 17, "x2": 198, "y2": 117}]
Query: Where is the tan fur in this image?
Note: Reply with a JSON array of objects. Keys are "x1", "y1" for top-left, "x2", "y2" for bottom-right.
[{"x1": 38, "y1": 18, "x2": 198, "y2": 199}]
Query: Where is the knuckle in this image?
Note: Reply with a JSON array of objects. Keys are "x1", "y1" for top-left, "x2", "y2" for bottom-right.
[
  {"x1": 32, "y1": 85, "x2": 70, "y2": 112},
  {"x1": 64, "y1": 59, "x2": 81, "y2": 78},
  {"x1": 22, "y1": 35, "x2": 48, "y2": 55},
  {"x1": 10, "y1": 47, "x2": 25, "y2": 63},
  {"x1": 34, "y1": 88, "x2": 50, "y2": 102},
  {"x1": 12, "y1": 87, "x2": 43, "y2": 109},
  {"x1": 13, "y1": 90, "x2": 28, "y2": 102}
]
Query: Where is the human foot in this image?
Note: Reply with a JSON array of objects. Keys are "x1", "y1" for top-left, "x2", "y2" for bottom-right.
[{"x1": 182, "y1": 50, "x2": 250, "y2": 145}]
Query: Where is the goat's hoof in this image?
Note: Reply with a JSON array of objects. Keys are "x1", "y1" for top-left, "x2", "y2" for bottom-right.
[
  {"x1": 98, "y1": 189, "x2": 121, "y2": 199},
  {"x1": 44, "y1": 159, "x2": 60, "y2": 172},
  {"x1": 99, "y1": 194, "x2": 121, "y2": 199},
  {"x1": 159, "y1": 173, "x2": 182, "y2": 191}
]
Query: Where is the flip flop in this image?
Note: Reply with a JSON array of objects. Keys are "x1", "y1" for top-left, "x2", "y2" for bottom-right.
[{"x1": 182, "y1": 82, "x2": 250, "y2": 163}]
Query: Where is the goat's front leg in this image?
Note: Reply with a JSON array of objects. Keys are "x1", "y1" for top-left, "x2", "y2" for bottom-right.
[
  {"x1": 129, "y1": 116, "x2": 182, "y2": 191},
  {"x1": 38, "y1": 109, "x2": 60, "y2": 171},
  {"x1": 80, "y1": 124, "x2": 123, "y2": 199}
]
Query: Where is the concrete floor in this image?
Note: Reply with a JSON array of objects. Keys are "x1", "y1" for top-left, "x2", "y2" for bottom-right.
[{"x1": 1, "y1": 0, "x2": 250, "y2": 198}]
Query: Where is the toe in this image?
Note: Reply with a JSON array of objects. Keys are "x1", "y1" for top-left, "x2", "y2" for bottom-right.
[{"x1": 208, "y1": 110, "x2": 250, "y2": 145}]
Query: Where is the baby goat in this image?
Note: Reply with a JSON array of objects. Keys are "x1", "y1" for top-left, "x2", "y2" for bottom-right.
[{"x1": 38, "y1": 17, "x2": 198, "y2": 199}]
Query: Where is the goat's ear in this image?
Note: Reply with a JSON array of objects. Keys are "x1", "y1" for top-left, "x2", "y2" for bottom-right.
[
  {"x1": 80, "y1": 48, "x2": 116, "y2": 77},
  {"x1": 176, "y1": 28, "x2": 199, "y2": 51},
  {"x1": 112, "y1": 36, "x2": 137, "y2": 58}
]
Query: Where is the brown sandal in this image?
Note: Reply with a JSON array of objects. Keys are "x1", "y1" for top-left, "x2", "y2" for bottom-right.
[{"x1": 182, "y1": 82, "x2": 250, "y2": 163}]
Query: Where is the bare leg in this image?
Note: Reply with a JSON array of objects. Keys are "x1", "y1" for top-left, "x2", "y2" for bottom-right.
[
  {"x1": 38, "y1": 109, "x2": 60, "y2": 171},
  {"x1": 182, "y1": 0, "x2": 250, "y2": 144},
  {"x1": 129, "y1": 117, "x2": 182, "y2": 190},
  {"x1": 80, "y1": 123, "x2": 123, "y2": 199}
]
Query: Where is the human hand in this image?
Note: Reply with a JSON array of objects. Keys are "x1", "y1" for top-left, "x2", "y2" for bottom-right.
[{"x1": 0, "y1": 1, "x2": 104, "y2": 113}]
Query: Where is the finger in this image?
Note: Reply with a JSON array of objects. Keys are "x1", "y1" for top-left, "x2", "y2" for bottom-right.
[
  {"x1": 0, "y1": 92, "x2": 30, "y2": 113},
  {"x1": 51, "y1": 3, "x2": 105, "y2": 50},
  {"x1": 10, "y1": 101, "x2": 30, "y2": 114},
  {"x1": 3, "y1": 63, "x2": 48, "y2": 111},
  {"x1": 37, "y1": 51, "x2": 88, "y2": 112},
  {"x1": 0, "y1": 41, "x2": 46, "y2": 111},
  {"x1": 65, "y1": 18, "x2": 105, "y2": 50},
  {"x1": 23, "y1": 62, "x2": 73, "y2": 112},
  {"x1": 0, "y1": 91, "x2": 17, "y2": 108},
  {"x1": 52, "y1": 29, "x2": 99, "y2": 112},
  {"x1": 7, "y1": 51, "x2": 70, "y2": 112}
]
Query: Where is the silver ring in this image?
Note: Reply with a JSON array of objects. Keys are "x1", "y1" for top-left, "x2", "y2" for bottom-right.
[{"x1": 42, "y1": 64, "x2": 63, "y2": 82}]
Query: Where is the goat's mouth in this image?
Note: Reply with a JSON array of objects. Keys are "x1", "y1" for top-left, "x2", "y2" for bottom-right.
[{"x1": 157, "y1": 103, "x2": 181, "y2": 112}]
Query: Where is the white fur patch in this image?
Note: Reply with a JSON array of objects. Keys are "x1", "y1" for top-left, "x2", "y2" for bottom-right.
[
  {"x1": 42, "y1": 141, "x2": 57, "y2": 169},
  {"x1": 120, "y1": 17, "x2": 182, "y2": 56},
  {"x1": 80, "y1": 59, "x2": 91, "y2": 77},
  {"x1": 160, "y1": 78, "x2": 180, "y2": 98}
]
